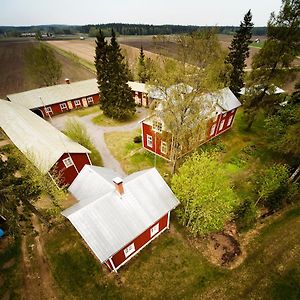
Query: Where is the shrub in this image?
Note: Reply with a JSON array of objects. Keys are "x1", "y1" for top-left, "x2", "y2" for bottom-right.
[
  {"x1": 234, "y1": 198, "x2": 257, "y2": 232},
  {"x1": 133, "y1": 135, "x2": 142, "y2": 143}
]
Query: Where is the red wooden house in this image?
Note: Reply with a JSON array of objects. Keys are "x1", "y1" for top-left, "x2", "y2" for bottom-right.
[
  {"x1": 141, "y1": 87, "x2": 242, "y2": 160},
  {"x1": 63, "y1": 165, "x2": 179, "y2": 272},
  {"x1": 7, "y1": 79, "x2": 100, "y2": 118},
  {"x1": 0, "y1": 100, "x2": 91, "y2": 186}
]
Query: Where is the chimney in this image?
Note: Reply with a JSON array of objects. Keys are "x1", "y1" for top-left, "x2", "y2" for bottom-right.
[
  {"x1": 65, "y1": 78, "x2": 70, "y2": 84},
  {"x1": 113, "y1": 177, "x2": 124, "y2": 195}
]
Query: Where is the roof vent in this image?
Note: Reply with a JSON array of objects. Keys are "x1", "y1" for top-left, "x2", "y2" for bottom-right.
[{"x1": 113, "y1": 177, "x2": 124, "y2": 195}]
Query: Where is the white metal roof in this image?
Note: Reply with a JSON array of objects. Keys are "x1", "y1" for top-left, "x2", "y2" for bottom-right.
[
  {"x1": 62, "y1": 166, "x2": 179, "y2": 263},
  {"x1": 127, "y1": 81, "x2": 147, "y2": 93},
  {"x1": 0, "y1": 100, "x2": 90, "y2": 173},
  {"x1": 239, "y1": 85, "x2": 285, "y2": 95},
  {"x1": 7, "y1": 79, "x2": 99, "y2": 109}
]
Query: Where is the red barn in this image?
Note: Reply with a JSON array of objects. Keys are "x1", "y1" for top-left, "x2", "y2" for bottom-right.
[
  {"x1": 7, "y1": 79, "x2": 100, "y2": 118},
  {"x1": 0, "y1": 100, "x2": 91, "y2": 186},
  {"x1": 141, "y1": 87, "x2": 242, "y2": 160},
  {"x1": 62, "y1": 166, "x2": 179, "y2": 272}
]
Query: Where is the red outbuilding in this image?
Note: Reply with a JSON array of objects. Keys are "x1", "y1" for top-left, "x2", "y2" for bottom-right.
[
  {"x1": 0, "y1": 100, "x2": 91, "y2": 186},
  {"x1": 141, "y1": 87, "x2": 242, "y2": 161},
  {"x1": 63, "y1": 165, "x2": 179, "y2": 272}
]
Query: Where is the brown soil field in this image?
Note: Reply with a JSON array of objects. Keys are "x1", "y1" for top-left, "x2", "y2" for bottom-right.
[{"x1": 0, "y1": 39, "x2": 95, "y2": 98}]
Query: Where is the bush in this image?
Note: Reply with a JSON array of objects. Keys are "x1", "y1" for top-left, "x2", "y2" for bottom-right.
[
  {"x1": 234, "y1": 199, "x2": 257, "y2": 232},
  {"x1": 133, "y1": 135, "x2": 142, "y2": 143}
]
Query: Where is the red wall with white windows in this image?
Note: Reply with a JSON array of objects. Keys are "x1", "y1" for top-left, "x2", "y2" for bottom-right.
[
  {"x1": 142, "y1": 123, "x2": 171, "y2": 160},
  {"x1": 50, "y1": 152, "x2": 91, "y2": 186},
  {"x1": 37, "y1": 94, "x2": 100, "y2": 118},
  {"x1": 105, "y1": 213, "x2": 169, "y2": 271}
]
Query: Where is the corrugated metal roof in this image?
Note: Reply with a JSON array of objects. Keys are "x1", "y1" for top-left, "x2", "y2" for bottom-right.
[
  {"x1": 8, "y1": 79, "x2": 99, "y2": 109},
  {"x1": 62, "y1": 167, "x2": 179, "y2": 262},
  {"x1": 0, "y1": 100, "x2": 90, "y2": 173}
]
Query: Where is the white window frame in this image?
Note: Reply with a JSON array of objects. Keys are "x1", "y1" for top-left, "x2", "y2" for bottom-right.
[
  {"x1": 62, "y1": 157, "x2": 74, "y2": 168},
  {"x1": 219, "y1": 120, "x2": 225, "y2": 131},
  {"x1": 210, "y1": 124, "x2": 216, "y2": 136},
  {"x1": 87, "y1": 96, "x2": 94, "y2": 104},
  {"x1": 74, "y1": 99, "x2": 81, "y2": 107},
  {"x1": 150, "y1": 223, "x2": 159, "y2": 237},
  {"x1": 124, "y1": 243, "x2": 135, "y2": 258},
  {"x1": 45, "y1": 106, "x2": 53, "y2": 115},
  {"x1": 152, "y1": 120, "x2": 163, "y2": 133},
  {"x1": 227, "y1": 115, "x2": 233, "y2": 126},
  {"x1": 60, "y1": 103, "x2": 67, "y2": 111},
  {"x1": 161, "y1": 141, "x2": 167, "y2": 154},
  {"x1": 146, "y1": 135, "x2": 153, "y2": 148}
]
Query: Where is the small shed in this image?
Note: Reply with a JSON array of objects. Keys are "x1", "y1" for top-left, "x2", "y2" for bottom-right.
[
  {"x1": 62, "y1": 166, "x2": 179, "y2": 272},
  {"x1": 0, "y1": 100, "x2": 91, "y2": 186}
]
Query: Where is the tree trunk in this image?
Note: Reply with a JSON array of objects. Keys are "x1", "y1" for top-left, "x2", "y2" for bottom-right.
[
  {"x1": 288, "y1": 164, "x2": 300, "y2": 183},
  {"x1": 171, "y1": 159, "x2": 177, "y2": 175},
  {"x1": 246, "y1": 116, "x2": 255, "y2": 131}
]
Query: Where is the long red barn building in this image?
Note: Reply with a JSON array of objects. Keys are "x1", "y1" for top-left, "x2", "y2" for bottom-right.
[
  {"x1": 7, "y1": 79, "x2": 153, "y2": 118},
  {"x1": 141, "y1": 87, "x2": 242, "y2": 160},
  {"x1": 63, "y1": 166, "x2": 179, "y2": 272},
  {"x1": 0, "y1": 100, "x2": 91, "y2": 186}
]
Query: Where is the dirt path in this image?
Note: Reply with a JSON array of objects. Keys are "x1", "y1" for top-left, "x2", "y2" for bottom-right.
[
  {"x1": 50, "y1": 107, "x2": 148, "y2": 177},
  {"x1": 21, "y1": 214, "x2": 59, "y2": 300}
]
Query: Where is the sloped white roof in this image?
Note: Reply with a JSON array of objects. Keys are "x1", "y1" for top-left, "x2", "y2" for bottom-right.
[
  {"x1": 239, "y1": 85, "x2": 285, "y2": 95},
  {"x1": 0, "y1": 100, "x2": 90, "y2": 173},
  {"x1": 127, "y1": 81, "x2": 147, "y2": 93},
  {"x1": 7, "y1": 79, "x2": 99, "y2": 109},
  {"x1": 62, "y1": 166, "x2": 179, "y2": 263}
]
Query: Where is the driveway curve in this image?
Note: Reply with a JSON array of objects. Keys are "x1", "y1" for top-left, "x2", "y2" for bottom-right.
[{"x1": 50, "y1": 107, "x2": 148, "y2": 177}]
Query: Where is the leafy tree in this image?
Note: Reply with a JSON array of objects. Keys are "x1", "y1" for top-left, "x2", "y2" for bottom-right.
[
  {"x1": 95, "y1": 29, "x2": 136, "y2": 120},
  {"x1": 224, "y1": 10, "x2": 253, "y2": 95},
  {"x1": 171, "y1": 152, "x2": 239, "y2": 236},
  {"x1": 150, "y1": 29, "x2": 226, "y2": 173},
  {"x1": 64, "y1": 119, "x2": 103, "y2": 166},
  {"x1": 25, "y1": 43, "x2": 62, "y2": 86},
  {"x1": 243, "y1": 0, "x2": 300, "y2": 129}
]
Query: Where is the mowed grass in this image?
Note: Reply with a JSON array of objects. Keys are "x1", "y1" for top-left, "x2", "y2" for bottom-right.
[
  {"x1": 92, "y1": 111, "x2": 139, "y2": 127},
  {"x1": 104, "y1": 129, "x2": 171, "y2": 176},
  {"x1": 68, "y1": 105, "x2": 100, "y2": 117},
  {"x1": 44, "y1": 205, "x2": 300, "y2": 299}
]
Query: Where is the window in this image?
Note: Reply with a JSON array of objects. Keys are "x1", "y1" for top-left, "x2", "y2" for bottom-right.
[
  {"x1": 153, "y1": 120, "x2": 163, "y2": 133},
  {"x1": 124, "y1": 243, "x2": 135, "y2": 258},
  {"x1": 87, "y1": 96, "x2": 94, "y2": 104},
  {"x1": 74, "y1": 100, "x2": 81, "y2": 107},
  {"x1": 210, "y1": 124, "x2": 216, "y2": 136},
  {"x1": 60, "y1": 103, "x2": 67, "y2": 111},
  {"x1": 150, "y1": 223, "x2": 159, "y2": 237},
  {"x1": 146, "y1": 135, "x2": 153, "y2": 148},
  {"x1": 219, "y1": 120, "x2": 225, "y2": 131},
  {"x1": 63, "y1": 157, "x2": 74, "y2": 168},
  {"x1": 227, "y1": 115, "x2": 233, "y2": 126},
  {"x1": 161, "y1": 141, "x2": 167, "y2": 154},
  {"x1": 45, "y1": 106, "x2": 53, "y2": 116}
]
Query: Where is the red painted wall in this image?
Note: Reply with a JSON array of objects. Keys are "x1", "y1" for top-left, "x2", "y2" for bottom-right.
[
  {"x1": 51, "y1": 152, "x2": 90, "y2": 186},
  {"x1": 106, "y1": 213, "x2": 169, "y2": 270},
  {"x1": 142, "y1": 123, "x2": 171, "y2": 160},
  {"x1": 39, "y1": 94, "x2": 100, "y2": 118}
]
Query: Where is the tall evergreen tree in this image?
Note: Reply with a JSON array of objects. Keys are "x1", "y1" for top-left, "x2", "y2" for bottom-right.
[
  {"x1": 95, "y1": 29, "x2": 135, "y2": 120},
  {"x1": 137, "y1": 45, "x2": 149, "y2": 83},
  {"x1": 244, "y1": 0, "x2": 300, "y2": 129},
  {"x1": 225, "y1": 10, "x2": 253, "y2": 95}
]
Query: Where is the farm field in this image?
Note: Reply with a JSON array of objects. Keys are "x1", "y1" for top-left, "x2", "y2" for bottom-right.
[{"x1": 0, "y1": 39, "x2": 95, "y2": 98}]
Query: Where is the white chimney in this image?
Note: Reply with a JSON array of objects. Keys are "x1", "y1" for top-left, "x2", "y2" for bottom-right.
[{"x1": 113, "y1": 177, "x2": 124, "y2": 195}]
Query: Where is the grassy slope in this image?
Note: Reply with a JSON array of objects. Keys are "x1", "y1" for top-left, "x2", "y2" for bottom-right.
[{"x1": 44, "y1": 204, "x2": 300, "y2": 299}]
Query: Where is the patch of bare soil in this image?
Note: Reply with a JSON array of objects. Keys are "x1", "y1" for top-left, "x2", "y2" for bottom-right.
[{"x1": 21, "y1": 214, "x2": 59, "y2": 300}]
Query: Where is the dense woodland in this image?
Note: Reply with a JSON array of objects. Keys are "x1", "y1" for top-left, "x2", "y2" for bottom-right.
[{"x1": 0, "y1": 23, "x2": 268, "y2": 37}]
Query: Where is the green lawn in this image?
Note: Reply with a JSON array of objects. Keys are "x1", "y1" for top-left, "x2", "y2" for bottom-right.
[
  {"x1": 44, "y1": 204, "x2": 300, "y2": 299},
  {"x1": 250, "y1": 41, "x2": 265, "y2": 49},
  {"x1": 68, "y1": 105, "x2": 100, "y2": 117},
  {"x1": 92, "y1": 111, "x2": 139, "y2": 127},
  {"x1": 104, "y1": 129, "x2": 171, "y2": 177}
]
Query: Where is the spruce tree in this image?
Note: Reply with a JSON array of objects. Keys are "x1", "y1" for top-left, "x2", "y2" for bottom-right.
[
  {"x1": 137, "y1": 45, "x2": 149, "y2": 83},
  {"x1": 225, "y1": 10, "x2": 253, "y2": 95},
  {"x1": 95, "y1": 29, "x2": 136, "y2": 120}
]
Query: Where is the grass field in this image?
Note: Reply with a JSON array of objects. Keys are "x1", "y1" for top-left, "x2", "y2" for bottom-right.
[
  {"x1": 0, "y1": 39, "x2": 95, "y2": 98},
  {"x1": 43, "y1": 203, "x2": 300, "y2": 299}
]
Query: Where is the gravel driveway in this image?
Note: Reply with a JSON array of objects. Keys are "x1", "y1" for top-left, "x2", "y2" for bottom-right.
[{"x1": 50, "y1": 107, "x2": 148, "y2": 177}]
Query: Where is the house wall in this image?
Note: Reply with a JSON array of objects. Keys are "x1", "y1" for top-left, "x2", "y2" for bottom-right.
[
  {"x1": 142, "y1": 123, "x2": 171, "y2": 160},
  {"x1": 38, "y1": 94, "x2": 100, "y2": 118},
  {"x1": 133, "y1": 91, "x2": 149, "y2": 107},
  {"x1": 51, "y1": 152, "x2": 91, "y2": 186},
  {"x1": 142, "y1": 108, "x2": 238, "y2": 160},
  {"x1": 106, "y1": 213, "x2": 169, "y2": 271}
]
